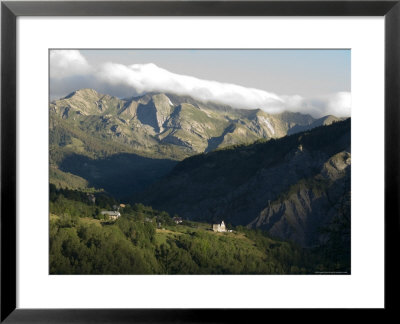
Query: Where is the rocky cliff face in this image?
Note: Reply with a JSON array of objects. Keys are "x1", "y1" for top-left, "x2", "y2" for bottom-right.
[
  {"x1": 248, "y1": 151, "x2": 350, "y2": 246},
  {"x1": 50, "y1": 89, "x2": 341, "y2": 160},
  {"x1": 134, "y1": 119, "x2": 351, "y2": 247}
]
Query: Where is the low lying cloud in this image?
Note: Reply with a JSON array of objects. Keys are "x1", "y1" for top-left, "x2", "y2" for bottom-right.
[
  {"x1": 50, "y1": 50, "x2": 351, "y2": 118},
  {"x1": 50, "y1": 50, "x2": 92, "y2": 79},
  {"x1": 97, "y1": 62, "x2": 285, "y2": 110},
  {"x1": 283, "y1": 92, "x2": 351, "y2": 118}
]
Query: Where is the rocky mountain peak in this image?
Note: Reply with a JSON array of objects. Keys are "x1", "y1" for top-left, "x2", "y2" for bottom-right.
[{"x1": 50, "y1": 89, "x2": 342, "y2": 159}]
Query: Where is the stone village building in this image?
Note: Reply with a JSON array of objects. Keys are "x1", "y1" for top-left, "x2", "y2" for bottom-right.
[
  {"x1": 212, "y1": 221, "x2": 226, "y2": 232},
  {"x1": 173, "y1": 216, "x2": 183, "y2": 224},
  {"x1": 101, "y1": 210, "x2": 121, "y2": 221}
]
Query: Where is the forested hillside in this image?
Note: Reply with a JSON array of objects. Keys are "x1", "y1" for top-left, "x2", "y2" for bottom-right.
[
  {"x1": 134, "y1": 119, "x2": 351, "y2": 249},
  {"x1": 49, "y1": 186, "x2": 348, "y2": 274}
]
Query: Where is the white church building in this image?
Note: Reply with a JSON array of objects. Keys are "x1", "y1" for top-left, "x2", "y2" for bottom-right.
[{"x1": 212, "y1": 221, "x2": 227, "y2": 232}]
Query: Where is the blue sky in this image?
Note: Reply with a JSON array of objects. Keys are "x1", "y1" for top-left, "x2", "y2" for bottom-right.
[{"x1": 79, "y1": 49, "x2": 350, "y2": 97}]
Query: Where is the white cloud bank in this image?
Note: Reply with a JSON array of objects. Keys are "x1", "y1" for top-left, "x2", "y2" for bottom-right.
[
  {"x1": 50, "y1": 50, "x2": 351, "y2": 118},
  {"x1": 50, "y1": 50, "x2": 92, "y2": 79}
]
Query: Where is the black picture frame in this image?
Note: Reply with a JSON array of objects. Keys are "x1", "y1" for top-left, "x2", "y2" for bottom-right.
[{"x1": 1, "y1": 0, "x2": 399, "y2": 322}]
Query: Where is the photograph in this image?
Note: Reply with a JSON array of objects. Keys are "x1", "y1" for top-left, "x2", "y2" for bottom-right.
[{"x1": 49, "y1": 49, "x2": 351, "y2": 275}]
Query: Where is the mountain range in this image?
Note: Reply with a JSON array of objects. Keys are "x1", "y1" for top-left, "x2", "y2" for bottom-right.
[
  {"x1": 49, "y1": 88, "x2": 350, "y2": 248},
  {"x1": 50, "y1": 88, "x2": 343, "y2": 160}
]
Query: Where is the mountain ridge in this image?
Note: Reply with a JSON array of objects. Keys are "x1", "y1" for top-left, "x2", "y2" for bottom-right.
[
  {"x1": 133, "y1": 119, "x2": 351, "y2": 247},
  {"x1": 49, "y1": 88, "x2": 347, "y2": 199},
  {"x1": 50, "y1": 88, "x2": 344, "y2": 159}
]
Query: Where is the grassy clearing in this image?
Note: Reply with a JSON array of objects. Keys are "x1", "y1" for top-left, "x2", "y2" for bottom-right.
[
  {"x1": 79, "y1": 217, "x2": 103, "y2": 227},
  {"x1": 49, "y1": 166, "x2": 89, "y2": 190},
  {"x1": 64, "y1": 137, "x2": 85, "y2": 153}
]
